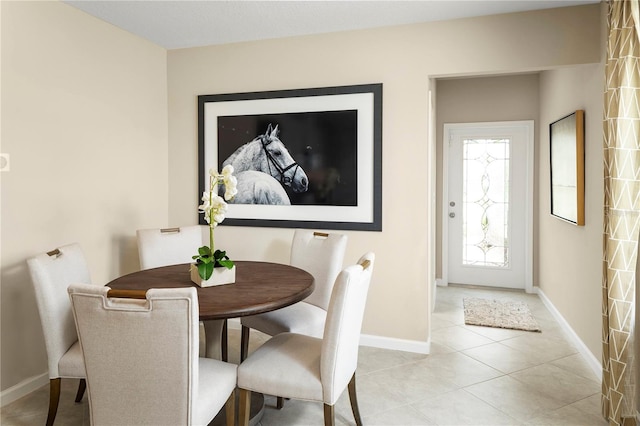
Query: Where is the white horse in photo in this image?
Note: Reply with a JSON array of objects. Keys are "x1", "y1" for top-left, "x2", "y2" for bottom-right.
[
  {"x1": 231, "y1": 171, "x2": 291, "y2": 205},
  {"x1": 223, "y1": 124, "x2": 309, "y2": 194}
]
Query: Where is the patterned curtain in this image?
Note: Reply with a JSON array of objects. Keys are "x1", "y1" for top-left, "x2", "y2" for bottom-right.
[{"x1": 602, "y1": 0, "x2": 640, "y2": 424}]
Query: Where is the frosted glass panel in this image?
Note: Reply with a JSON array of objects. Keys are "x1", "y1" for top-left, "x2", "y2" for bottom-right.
[{"x1": 462, "y1": 138, "x2": 510, "y2": 267}]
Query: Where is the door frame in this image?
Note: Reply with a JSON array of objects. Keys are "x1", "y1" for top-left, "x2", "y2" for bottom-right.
[{"x1": 441, "y1": 121, "x2": 534, "y2": 293}]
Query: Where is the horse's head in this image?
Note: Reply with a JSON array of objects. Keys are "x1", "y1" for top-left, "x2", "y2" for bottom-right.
[{"x1": 259, "y1": 124, "x2": 309, "y2": 193}]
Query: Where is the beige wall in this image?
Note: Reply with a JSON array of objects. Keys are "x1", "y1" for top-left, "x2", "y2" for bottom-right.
[
  {"x1": 1, "y1": 1, "x2": 168, "y2": 392},
  {"x1": 538, "y1": 64, "x2": 604, "y2": 358},
  {"x1": 167, "y1": 5, "x2": 602, "y2": 345}
]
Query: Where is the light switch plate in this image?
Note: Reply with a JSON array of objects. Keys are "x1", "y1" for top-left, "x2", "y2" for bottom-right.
[{"x1": 0, "y1": 153, "x2": 10, "y2": 172}]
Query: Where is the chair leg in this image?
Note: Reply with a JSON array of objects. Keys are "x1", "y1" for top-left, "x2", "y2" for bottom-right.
[
  {"x1": 224, "y1": 388, "x2": 235, "y2": 426},
  {"x1": 238, "y1": 388, "x2": 251, "y2": 426},
  {"x1": 240, "y1": 325, "x2": 250, "y2": 362},
  {"x1": 46, "y1": 378, "x2": 61, "y2": 426},
  {"x1": 277, "y1": 396, "x2": 284, "y2": 409},
  {"x1": 348, "y1": 373, "x2": 363, "y2": 426},
  {"x1": 221, "y1": 319, "x2": 228, "y2": 362},
  {"x1": 74, "y1": 379, "x2": 86, "y2": 402},
  {"x1": 323, "y1": 403, "x2": 335, "y2": 426}
]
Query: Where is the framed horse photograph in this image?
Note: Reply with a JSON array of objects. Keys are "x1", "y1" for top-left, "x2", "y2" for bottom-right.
[{"x1": 197, "y1": 83, "x2": 382, "y2": 231}]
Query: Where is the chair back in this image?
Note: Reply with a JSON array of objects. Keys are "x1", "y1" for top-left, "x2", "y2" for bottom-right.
[
  {"x1": 320, "y1": 252, "x2": 375, "y2": 404},
  {"x1": 68, "y1": 284, "x2": 200, "y2": 426},
  {"x1": 290, "y1": 230, "x2": 347, "y2": 311},
  {"x1": 27, "y1": 243, "x2": 92, "y2": 378},
  {"x1": 136, "y1": 225, "x2": 204, "y2": 269}
]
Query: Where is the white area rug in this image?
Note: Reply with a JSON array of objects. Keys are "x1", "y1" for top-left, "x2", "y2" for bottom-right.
[{"x1": 463, "y1": 297, "x2": 541, "y2": 332}]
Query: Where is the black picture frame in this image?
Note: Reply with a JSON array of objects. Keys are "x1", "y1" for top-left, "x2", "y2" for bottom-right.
[
  {"x1": 198, "y1": 83, "x2": 382, "y2": 231},
  {"x1": 550, "y1": 110, "x2": 585, "y2": 225}
]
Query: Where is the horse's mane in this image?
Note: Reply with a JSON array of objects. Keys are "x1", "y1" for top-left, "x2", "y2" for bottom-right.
[{"x1": 222, "y1": 137, "x2": 259, "y2": 167}]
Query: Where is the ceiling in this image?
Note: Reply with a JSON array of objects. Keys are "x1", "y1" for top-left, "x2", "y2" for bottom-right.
[{"x1": 64, "y1": 0, "x2": 601, "y2": 50}]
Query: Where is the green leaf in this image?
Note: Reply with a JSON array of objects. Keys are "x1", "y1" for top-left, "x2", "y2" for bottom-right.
[
  {"x1": 197, "y1": 261, "x2": 214, "y2": 280},
  {"x1": 198, "y1": 246, "x2": 212, "y2": 257},
  {"x1": 218, "y1": 258, "x2": 234, "y2": 269}
]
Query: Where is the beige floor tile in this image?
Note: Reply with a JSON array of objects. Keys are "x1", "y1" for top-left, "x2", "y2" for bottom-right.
[
  {"x1": 358, "y1": 358, "x2": 460, "y2": 405},
  {"x1": 462, "y1": 323, "x2": 532, "y2": 341},
  {"x1": 465, "y1": 375, "x2": 566, "y2": 421},
  {"x1": 462, "y1": 342, "x2": 537, "y2": 373},
  {"x1": 524, "y1": 403, "x2": 609, "y2": 426},
  {"x1": 362, "y1": 405, "x2": 437, "y2": 425},
  {"x1": 430, "y1": 312, "x2": 458, "y2": 330},
  {"x1": 259, "y1": 395, "x2": 327, "y2": 425},
  {"x1": 569, "y1": 394, "x2": 606, "y2": 419},
  {"x1": 509, "y1": 363, "x2": 601, "y2": 405},
  {"x1": 431, "y1": 303, "x2": 466, "y2": 325},
  {"x1": 419, "y1": 351, "x2": 503, "y2": 387},
  {"x1": 500, "y1": 332, "x2": 579, "y2": 364},
  {"x1": 342, "y1": 369, "x2": 435, "y2": 417},
  {"x1": 550, "y1": 353, "x2": 600, "y2": 381},
  {"x1": 427, "y1": 340, "x2": 457, "y2": 354},
  {"x1": 412, "y1": 388, "x2": 522, "y2": 425},
  {"x1": 430, "y1": 324, "x2": 495, "y2": 351},
  {"x1": 356, "y1": 345, "x2": 428, "y2": 375}
]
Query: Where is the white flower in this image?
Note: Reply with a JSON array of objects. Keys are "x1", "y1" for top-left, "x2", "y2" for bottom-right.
[
  {"x1": 203, "y1": 194, "x2": 226, "y2": 226},
  {"x1": 198, "y1": 191, "x2": 212, "y2": 213},
  {"x1": 220, "y1": 165, "x2": 237, "y2": 200},
  {"x1": 224, "y1": 175, "x2": 238, "y2": 200},
  {"x1": 221, "y1": 165, "x2": 234, "y2": 178},
  {"x1": 208, "y1": 166, "x2": 237, "y2": 201},
  {"x1": 198, "y1": 190, "x2": 229, "y2": 226}
]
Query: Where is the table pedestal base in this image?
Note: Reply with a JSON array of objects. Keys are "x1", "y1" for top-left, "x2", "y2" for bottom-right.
[
  {"x1": 211, "y1": 392, "x2": 264, "y2": 426},
  {"x1": 203, "y1": 319, "x2": 225, "y2": 360}
]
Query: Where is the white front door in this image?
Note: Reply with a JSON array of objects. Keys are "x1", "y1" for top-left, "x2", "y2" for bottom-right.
[{"x1": 444, "y1": 121, "x2": 533, "y2": 291}]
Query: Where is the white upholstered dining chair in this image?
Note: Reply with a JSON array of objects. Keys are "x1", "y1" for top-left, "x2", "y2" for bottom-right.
[
  {"x1": 136, "y1": 225, "x2": 229, "y2": 361},
  {"x1": 240, "y1": 230, "x2": 348, "y2": 362},
  {"x1": 136, "y1": 225, "x2": 204, "y2": 269},
  {"x1": 68, "y1": 284, "x2": 237, "y2": 426},
  {"x1": 237, "y1": 252, "x2": 375, "y2": 426},
  {"x1": 26, "y1": 243, "x2": 91, "y2": 426}
]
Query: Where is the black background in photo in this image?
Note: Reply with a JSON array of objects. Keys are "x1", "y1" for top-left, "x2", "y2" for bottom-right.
[{"x1": 217, "y1": 110, "x2": 358, "y2": 206}]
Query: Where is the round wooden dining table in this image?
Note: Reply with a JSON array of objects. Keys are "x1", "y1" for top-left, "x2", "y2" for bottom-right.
[
  {"x1": 106, "y1": 260, "x2": 314, "y2": 358},
  {"x1": 107, "y1": 261, "x2": 314, "y2": 318},
  {"x1": 106, "y1": 260, "x2": 314, "y2": 426}
]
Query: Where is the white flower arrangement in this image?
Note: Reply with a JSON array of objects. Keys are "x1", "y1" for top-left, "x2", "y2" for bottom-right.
[{"x1": 193, "y1": 165, "x2": 238, "y2": 280}]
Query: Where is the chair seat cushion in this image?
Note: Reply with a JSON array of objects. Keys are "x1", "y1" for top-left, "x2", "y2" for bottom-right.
[
  {"x1": 241, "y1": 302, "x2": 326, "y2": 338},
  {"x1": 194, "y1": 358, "x2": 237, "y2": 425},
  {"x1": 238, "y1": 333, "x2": 323, "y2": 402},
  {"x1": 57, "y1": 340, "x2": 85, "y2": 379}
]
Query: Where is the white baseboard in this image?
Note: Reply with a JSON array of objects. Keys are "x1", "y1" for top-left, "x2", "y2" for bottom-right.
[
  {"x1": 359, "y1": 333, "x2": 430, "y2": 354},
  {"x1": 1, "y1": 372, "x2": 48, "y2": 407},
  {"x1": 230, "y1": 318, "x2": 430, "y2": 354},
  {"x1": 535, "y1": 287, "x2": 602, "y2": 381}
]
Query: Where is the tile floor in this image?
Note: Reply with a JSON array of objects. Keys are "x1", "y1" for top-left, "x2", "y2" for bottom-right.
[{"x1": 1, "y1": 285, "x2": 608, "y2": 425}]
